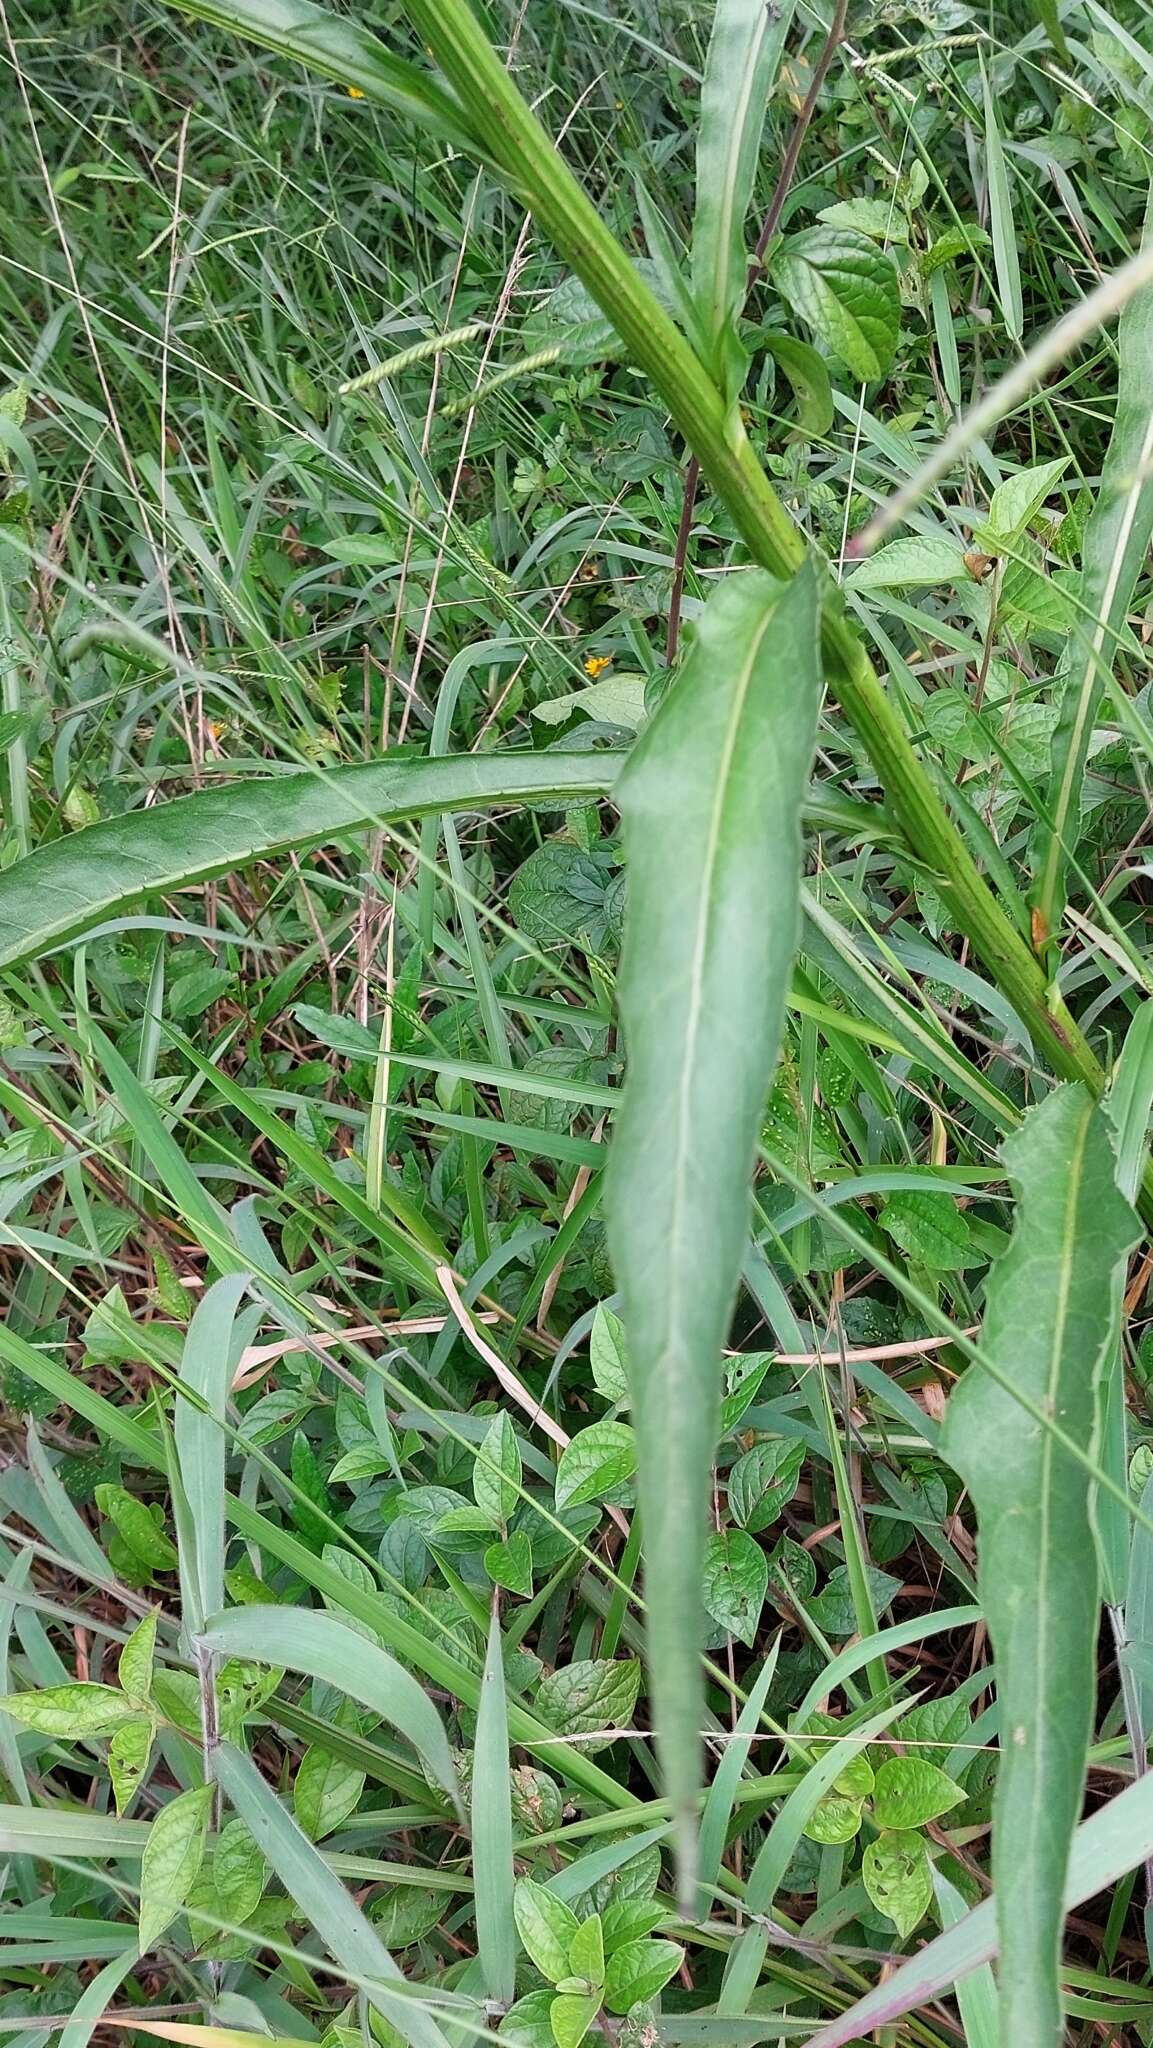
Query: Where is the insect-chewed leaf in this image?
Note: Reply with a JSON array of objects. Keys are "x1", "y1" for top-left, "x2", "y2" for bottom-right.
[
  {"x1": 941, "y1": 1085, "x2": 1139, "y2": 2048},
  {"x1": 606, "y1": 562, "x2": 821, "y2": 1904},
  {"x1": 119, "y1": 1611, "x2": 158, "y2": 1703},
  {"x1": 0, "y1": 1682, "x2": 142, "y2": 1736}
]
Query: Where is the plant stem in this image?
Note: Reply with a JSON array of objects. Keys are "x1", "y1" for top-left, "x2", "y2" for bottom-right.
[{"x1": 403, "y1": 0, "x2": 1102, "y2": 1095}]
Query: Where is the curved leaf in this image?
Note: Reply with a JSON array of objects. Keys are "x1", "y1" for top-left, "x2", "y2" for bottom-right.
[
  {"x1": 169, "y1": 0, "x2": 474, "y2": 149},
  {"x1": 941, "y1": 1086, "x2": 1139, "y2": 2048},
  {"x1": 198, "y1": 1605, "x2": 461, "y2": 1814},
  {"x1": 605, "y1": 562, "x2": 821, "y2": 1903},
  {"x1": 0, "y1": 753, "x2": 618, "y2": 973}
]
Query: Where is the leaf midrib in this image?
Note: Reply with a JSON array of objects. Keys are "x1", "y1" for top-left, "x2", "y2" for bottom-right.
[
  {"x1": 1040, "y1": 400, "x2": 1153, "y2": 917},
  {"x1": 1018, "y1": 1094, "x2": 1092, "y2": 1984},
  {"x1": 661, "y1": 604, "x2": 777, "y2": 1407}
]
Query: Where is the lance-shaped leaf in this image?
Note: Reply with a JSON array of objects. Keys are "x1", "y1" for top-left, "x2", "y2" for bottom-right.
[
  {"x1": 1032, "y1": 179, "x2": 1153, "y2": 943},
  {"x1": 605, "y1": 562, "x2": 821, "y2": 1904},
  {"x1": 170, "y1": 0, "x2": 474, "y2": 150},
  {"x1": 1094, "y1": 1001, "x2": 1153, "y2": 1607},
  {"x1": 691, "y1": 0, "x2": 797, "y2": 391},
  {"x1": 0, "y1": 752, "x2": 619, "y2": 974},
  {"x1": 941, "y1": 1085, "x2": 1139, "y2": 2048}
]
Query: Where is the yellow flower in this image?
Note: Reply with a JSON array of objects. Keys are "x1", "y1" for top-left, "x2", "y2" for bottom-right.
[
  {"x1": 347, "y1": 85, "x2": 365, "y2": 98},
  {"x1": 583, "y1": 654, "x2": 612, "y2": 679}
]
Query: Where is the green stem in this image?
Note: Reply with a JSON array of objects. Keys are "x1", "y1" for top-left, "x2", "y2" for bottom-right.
[{"x1": 403, "y1": 0, "x2": 1102, "y2": 1094}]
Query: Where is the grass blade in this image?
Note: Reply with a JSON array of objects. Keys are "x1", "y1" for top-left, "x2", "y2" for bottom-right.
[
  {"x1": 691, "y1": 0, "x2": 796, "y2": 388},
  {"x1": 940, "y1": 1086, "x2": 1139, "y2": 2048},
  {"x1": 198, "y1": 1606, "x2": 462, "y2": 1814},
  {"x1": 214, "y1": 1743, "x2": 451, "y2": 2048},
  {"x1": 0, "y1": 753, "x2": 619, "y2": 973},
  {"x1": 473, "y1": 1604, "x2": 516, "y2": 2005},
  {"x1": 696, "y1": 1639, "x2": 779, "y2": 1904},
  {"x1": 1031, "y1": 181, "x2": 1153, "y2": 945},
  {"x1": 605, "y1": 561, "x2": 821, "y2": 1903},
  {"x1": 982, "y1": 60, "x2": 1023, "y2": 344},
  {"x1": 173, "y1": 1274, "x2": 251, "y2": 1631},
  {"x1": 932, "y1": 1871, "x2": 998, "y2": 2048}
]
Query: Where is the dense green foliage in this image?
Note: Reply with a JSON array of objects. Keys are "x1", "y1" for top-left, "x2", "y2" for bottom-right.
[{"x1": 2, "y1": 2, "x2": 1153, "y2": 2045}]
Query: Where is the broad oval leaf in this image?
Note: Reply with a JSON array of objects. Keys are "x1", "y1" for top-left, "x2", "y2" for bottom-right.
[
  {"x1": 762, "y1": 334, "x2": 833, "y2": 440},
  {"x1": 138, "y1": 1784, "x2": 213, "y2": 1953},
  {"x1": 861, "y1": 1829, "x2": 933, "y2": 1939},
  {"x1": 871, "y1": 1757, "x2": 963, "y2": 1830},
  {"x1": 728, "y1": 1439, "x2": 804, "y2": 1532},
  {"x1": 602, "y1": 1939, "x2": 684, "y2": 2014},
  {"x1": 773, "y1": 226, "x2": 900, "y2": 380},
  {"x1": 0, "y1": 1683, "x2": 142, "y2": 1737},
  {"x1": 513, "y1": 1878, "x2": 580, "y2": 1984},
  {"x1": 108, "y1": 1717, "x2": 155, "y2": 1815},
  {"x1": 940, "y1": 1086, "x2": 1139, "y2": 2048},
  {"x1": 590, "y1": 1304, "x2": 629, "y2": 1405},
  {"x1": 548, "y1": 1995, "x2": 599, "y2": 2048},
  {"x1": 846, "y1": 536, "x2": 969, "y2": 591},
  {"x1": 485, "y1": 1532, "x2": 534, "y2": 1598},
  {"x1": 0, "y1": 753, "x2": 619, "y2": 973},
  {"x1": 293, "y1": 1746, "x2": 365, "y2": 1840},
  {"x1": 474, "y1": 1411, "x2": 522, "y2": 1525},
  {"x1": 702, "y1": 1528, "x2": 768, "y2": 1646},
  {"x1": 605, "y1": 562, "x2": 821, "y2": 1902},
  {"x1": 555, "y1": 1422, "x2": 636, "y2": 1509},
  {"x1": 535, "y1": 1658, "x2": 641, "y2": 1752}
]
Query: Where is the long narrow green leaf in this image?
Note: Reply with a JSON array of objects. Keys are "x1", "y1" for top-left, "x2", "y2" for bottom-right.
[
  {"x1": 605, "y1": 562, "x2": 821, "y2": 1904},
  {"x1": 940, "y1": 1086, "x2": 1139, "y2": 2048},
  {"x1": 1032, "y1": 180, "x2": 1153, "y2": 940},
  {"x1": 213, "y1": 1744, "x2": 452, "y2": 2048},
  {"x1": 169, "y1": 0, "x2": 475, "y2": 149},
  {"x1": 932, "y1": 1872, "x2": 998, "y2": 2048},
  {"x1": 982, "y1": 62, "x2": 1023, "y2": 343},
  {"x1": 473, "y1": 1606, "x2": 516, "y2": 2005},
  {"x1": 696, "y1": 1640, "x2": 779, "y2": 1904},
  {"x1": 691, "y1": 0, "x2": 796, "y2": 387},
  {"x1": 198, "y1": 1607, "x2": 461, "y2": 1813},
  {"x1": 1094, "y1": 1001, "x2": 1153, "y2": 1606},
  {"x1": 59, "y1": 1948, "x2": 141, "y2": 2048},
  {"x1": 173, "y1": 1275, "x2": 251, "y2": 1631},
  {"x1": 0, "y1": 753, "x2": 619, "y2": 973}
]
